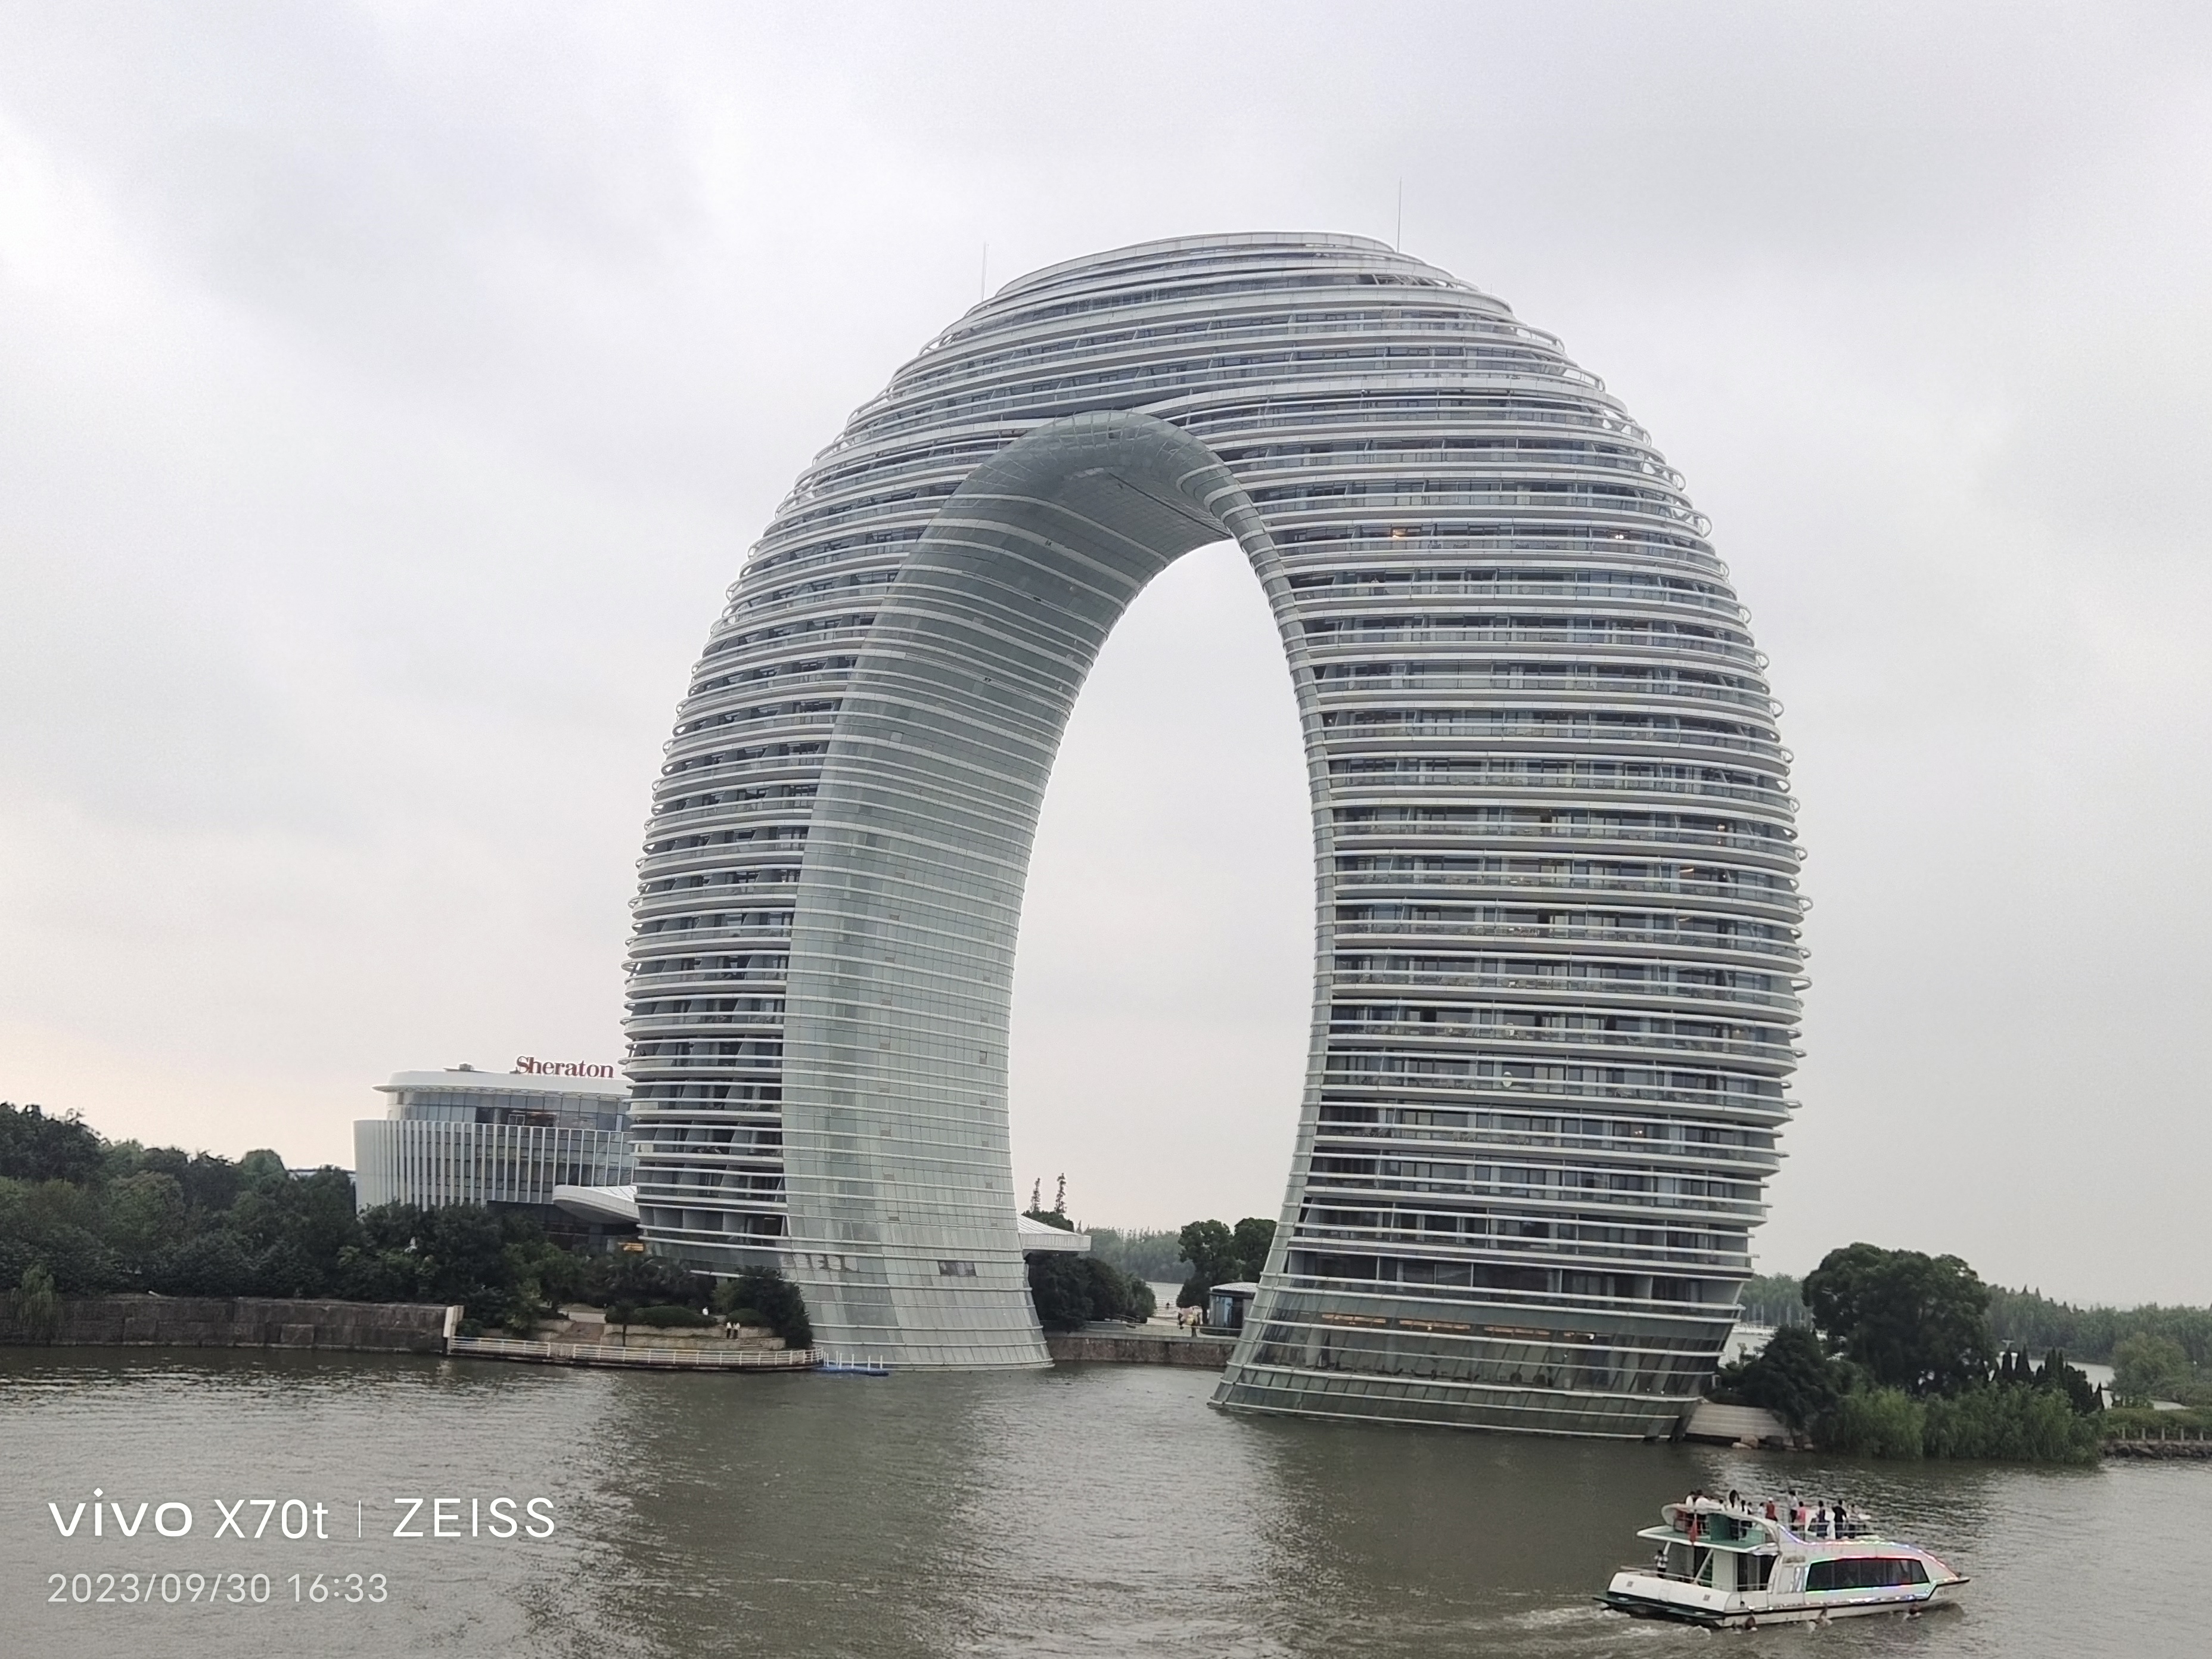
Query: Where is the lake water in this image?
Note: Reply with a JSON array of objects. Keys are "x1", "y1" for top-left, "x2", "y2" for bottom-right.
[{"x1": 2, "y1": 1347, "x2": 2198, "y2": 1658}]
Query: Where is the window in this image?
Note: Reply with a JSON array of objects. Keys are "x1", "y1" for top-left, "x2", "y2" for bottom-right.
[
  {"x1": 1805, "y1": 1557, "x2": 1927, "y2": 1592},
  {"x1": 937, "y1": 1260, "x2": 977, "y2": 1277}
]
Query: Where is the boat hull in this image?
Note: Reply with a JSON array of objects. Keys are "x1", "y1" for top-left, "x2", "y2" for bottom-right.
[{"x1": 1601, "y1": 1579, "x2": 1957, "y2": 1629}]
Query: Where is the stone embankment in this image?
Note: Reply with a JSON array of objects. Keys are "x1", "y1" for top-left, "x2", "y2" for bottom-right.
[
  {"x1": 1046, "y1": 1326, "x2": 1235, "y2": 1366},
  {"x1": 447, "y1": 1334, "x2": 815, "y2": 1371},
  {"x1": 0, "y1": 1295, "x2": 455, "y2": 1353},
  {"x1": 2104, "y1": 1428, "x2": 2212, "y2": 1459}
]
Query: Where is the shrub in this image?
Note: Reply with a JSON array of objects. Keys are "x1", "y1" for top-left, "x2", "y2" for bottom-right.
[
  {"x1": 630, "y1": 1304, "x2": 714, "y2": 1328},
  {"x1": 1713, "y1": 1325, "x2": 1841, "y2": 1431},
  {"x1": 714, "y1": 1267, "x2": 812, "y2": 1349},
  {"x1": 590, "y1": 1248, "x2": 712, "y2": 1313},
  {"x1": 1921, "y1": 1383, "x2": 2102, "y2": 1464},
  {"x1": 1025, "y1": 1253, "x2": 1157, "y2": 1330},
  {"x1": 153, "y1": 1229, "x2": 254, "y2": 1297},
  {"x1": 1820, "y1": 1387, "x2": 1927, "y2": 1459},
  {"x1": 11, "y1": 1262, "x2": 61, "y2": 1342},
  {"x1": 2102, "y1": 1404, "x2": 2212, "y2": 1437}
]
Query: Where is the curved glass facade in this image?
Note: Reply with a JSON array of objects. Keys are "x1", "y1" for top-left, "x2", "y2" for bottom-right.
[{"x1": 628, "y1": 234, "x2": 1804, "y2": 1430}]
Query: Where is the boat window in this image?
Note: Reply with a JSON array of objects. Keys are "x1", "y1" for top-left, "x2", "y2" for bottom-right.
[{"x1": 1804, "y1": 1557, "x2": 1929, "y2": 1591}]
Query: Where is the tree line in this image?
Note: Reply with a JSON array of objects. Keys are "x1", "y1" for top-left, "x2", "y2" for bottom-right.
[
  {"x1": 0, "y1": 1102, "x2": 811, "y2": 1345},
  {"x1": 1749, "y1": 1265, "x2": 2212, "y2": 1369},
  {"x1": 1716, "y1": 1242, "x2": 2113, "y2": 1462},
  {"x1": 1741, "y1": 1257, "x2": 2211, "y2": 1411},
  {"x1": 1085, "y1": 1228, "x2": 1188, "y2": 1284}
]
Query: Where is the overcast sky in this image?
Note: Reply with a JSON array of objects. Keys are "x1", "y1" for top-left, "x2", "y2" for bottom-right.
[{"x1": 3, "y1": 4, "x2": 2207, "y2": 1304}]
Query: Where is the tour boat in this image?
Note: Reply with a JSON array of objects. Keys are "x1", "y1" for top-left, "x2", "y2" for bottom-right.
[{"x1": 1600, "y1": 1495, "x2": 1967, "y2": 1628}]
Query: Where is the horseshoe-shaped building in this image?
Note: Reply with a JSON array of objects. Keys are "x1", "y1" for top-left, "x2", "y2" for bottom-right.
[{"x1": 626, "y1": 234, "x2": 1804, "y2": 1436}]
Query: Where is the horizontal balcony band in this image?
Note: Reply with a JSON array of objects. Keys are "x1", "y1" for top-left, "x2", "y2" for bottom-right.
[{"x1": 1326, "y1": 968, "x2": 1798, "y2": 1009}]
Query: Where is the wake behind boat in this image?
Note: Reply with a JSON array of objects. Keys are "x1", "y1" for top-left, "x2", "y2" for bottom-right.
[{"x1": 1600, "y1": 1492, "x2": 1967, "y2": 1629}]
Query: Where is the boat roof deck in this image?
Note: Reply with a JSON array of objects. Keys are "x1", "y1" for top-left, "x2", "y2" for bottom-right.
[{"x1": 1645, "y1": 1498, "x2": 1891, "y2": 1554}]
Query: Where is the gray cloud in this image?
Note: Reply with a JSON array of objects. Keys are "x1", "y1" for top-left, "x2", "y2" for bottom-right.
[{"x1": 2, "y1": 2, "x2": 2205, "y2": 1302}]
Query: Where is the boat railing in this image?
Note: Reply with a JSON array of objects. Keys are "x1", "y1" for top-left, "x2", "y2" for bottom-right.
[
  {"x1": 1674, "y1": 1503, "x2": 1879, "y2": 1544},
  {"x1": 1782, "y1": 1517, "x2": 1877, "y2": 1542}
]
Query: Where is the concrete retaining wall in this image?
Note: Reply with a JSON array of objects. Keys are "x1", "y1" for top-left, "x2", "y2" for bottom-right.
[
  {"x1": 0, "y1": 1296, "x2": 456, "y2": 1354},
  {"x1": 1046, "y1": 1328, "x2": 1235, "y2": 1367},
  {"x1": 449, "y1": 1334, "x2": 816, "y2": 1370},
  {"x1": 1683, "y1": 1400, "x2": 1795, "y2": 1446}
]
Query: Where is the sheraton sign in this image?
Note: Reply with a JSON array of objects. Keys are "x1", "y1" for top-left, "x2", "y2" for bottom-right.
[{"x1": 514, "y1": 1057, "x2": 618, "y2": 1080}]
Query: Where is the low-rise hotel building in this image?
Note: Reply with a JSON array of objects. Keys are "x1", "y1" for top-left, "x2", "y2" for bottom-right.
[{"x1": 353, "y1": 1064, "x2": 632, "y2": 1217}]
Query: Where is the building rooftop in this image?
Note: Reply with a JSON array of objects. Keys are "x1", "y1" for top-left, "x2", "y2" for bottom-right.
[
  {"x1": 1017, "y1": 1213, "x2": 1091, "y2": 1254},
  {"x1": 378, "y1": 1068, "x2": 626, "y2": 1098}
]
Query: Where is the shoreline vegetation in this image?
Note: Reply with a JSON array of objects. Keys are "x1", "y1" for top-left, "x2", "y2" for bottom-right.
[
  {"x1": 0, "y1": 1100, "x2": 811, "y2": 1346},
  {"x1": 1717, "y1": 1242, "x2": 2212, "y2": 1464},
  {"x1": 8, "y1": 1102, "x2": 2205, "y2": 1464}
]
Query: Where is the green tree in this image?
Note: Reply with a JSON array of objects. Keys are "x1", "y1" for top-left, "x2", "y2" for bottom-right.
[
  {"x1": 1024, "y1": 1254, "x2": 1155, "y2": 1330},
  {"x1": 1803, "y1": 1242, "x2": 1994, "y2": 1395},
  {"x1": 0, "y1": 1176, "x2": 124, "y2": 1292},
  {"x1": 2026, "y1": 1348, "x2": 2102, "y2": 1415},
  {"x1": 1175, "y1": 1216, "x2": 1275, "y2": 1307},
  {"x1": 1714, "y1": 1325, "x2": 1841, "y2": 1431},
  {"x1": 714, "y1": 1265, "x2": 812, "y2": 1349},
  {"x1": 156, "y1": 1229, "x2": 255, "y2": 1295},
  {"x1": 1026, "y1": 1253, "x2": 1093, "y2": 1331},
  {"x1": 11, "y1": 1262, "x2": 61, "y2": 1342},
  {"x1": 237, "y1": 1149, "x2": 290, "y2": 1191},
  {"x1": 411, "y1": 1204, "x2": 514, "y2": 1322},
  {"x1": 1176, "y1": 1219, "x2": 1236, "y2": 1307},
  {"x1": 2112, "y1": 1333, "x2": 2190, "y2": 1405},
  {"x1": 228, "y1": 1166, "x2": 361, "y2": 1294},
  {"x1": 1231, "y1": 1217, "x2": 1276, "y2": 1280},
  {"x1": 103, "y1": 1172, "x2": 187, "y2": 1270},
  {"x1": 0, "y1": 1103, "x2": 104, "y2": 1183}
]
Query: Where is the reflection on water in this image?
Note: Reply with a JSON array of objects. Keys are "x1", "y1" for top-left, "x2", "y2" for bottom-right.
[{"x1": 2, "y1": 1349, "x2": 2198, "y2": 1658}]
